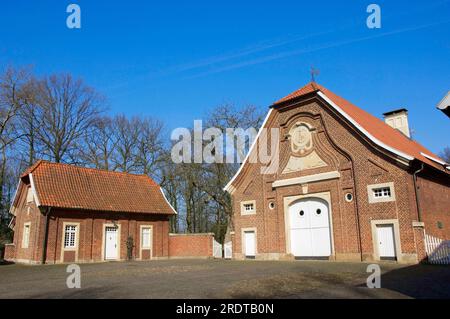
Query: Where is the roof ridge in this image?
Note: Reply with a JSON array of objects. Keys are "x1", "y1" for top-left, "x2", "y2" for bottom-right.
[
  {"x1": 273, "y1": 81, "x2": 320, "y2": 105},
  {"x1": 20, "y1": 159, "x2": 45, "y2": 178}
]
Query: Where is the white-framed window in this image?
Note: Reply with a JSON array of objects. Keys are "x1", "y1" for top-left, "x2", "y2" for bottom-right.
[
  {"x1": 373, "y1": 187, "x2": 391, "y2": 198},
  {"x1": 22, "y1": 223, "x2": 31, "y2": 248},
  {"x1": 141, "y1": 227, "x2": 151, "y2": 249},
  {"x1": 244, "y1": 203, "x2": 254, "y2": 211},
  {"x1": 26, "y1": 187, "x2": 33, "y2": 203},
  {"x1": 367, "y1": 182, "x2": 396, "y2": 203},
  {"x1": 64, "y1": 225, "x2": 77, "y2": 249},
  {"x1": 240, "y1": 200, "x2": 256, "y2": 215}
]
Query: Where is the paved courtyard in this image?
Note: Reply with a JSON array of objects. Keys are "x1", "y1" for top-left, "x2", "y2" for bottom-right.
[{"x1": 0, "y1": 259, "x2": 449, "y2": 299}]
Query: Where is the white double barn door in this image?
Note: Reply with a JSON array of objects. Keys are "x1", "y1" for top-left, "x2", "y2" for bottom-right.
[{"x1": 289, "y1": 198, "x2": 332, "y2": 257}]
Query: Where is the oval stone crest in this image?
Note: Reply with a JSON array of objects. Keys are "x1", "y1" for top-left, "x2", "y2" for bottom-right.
[{"x1": 290, "y1": 123, "x2": 313, "y2": 154}]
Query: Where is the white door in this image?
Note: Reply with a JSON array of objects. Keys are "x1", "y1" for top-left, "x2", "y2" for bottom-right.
[
  {"x1": 244, "y1": 231, "x2": 256, "y2": 257},
  {"x1": 376, "y1": 225, "x2": 396, "y2": 259},
  {"x1": 105, "y1": 227, "x2": 118, "y2": 260},
  {"x1": 289, "y1": 198, "x2": 332, "y2": 257}
]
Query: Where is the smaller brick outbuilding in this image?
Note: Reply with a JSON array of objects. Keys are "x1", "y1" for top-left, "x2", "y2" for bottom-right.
[{"x1": 5, "y1": 160, "x2": 176, "y2": 264}]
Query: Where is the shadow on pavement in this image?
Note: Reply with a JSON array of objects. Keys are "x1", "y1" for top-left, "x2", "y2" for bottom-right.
[{"x1": 361, "y1": 263, "x2": 450, "y2": 299}]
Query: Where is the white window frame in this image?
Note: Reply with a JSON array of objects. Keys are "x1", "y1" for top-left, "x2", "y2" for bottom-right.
[
  {"x1": 141, "y1": 227, "x2": 152, "y2": 249},
  {"x1": 139, "y1": 225, "x2": 153, "y2": 260},
  {"x1": 373, "y1": 187, "x2": 391, "y2": 199},
  {"x1": 59, "y1": 222, "x2": 80, "y2": 262},
  {"x1": 367, "y1": 182, "x2": 396, "y2": 203},
  {"x1": 64, "y1": 225, "x2": 77, "y2": 249},
  {"x1": 240, "y1": 200, "x2": 256, "y2": 215},
  {"x1": 22, "y1": 222, "x2": 31, "y2": 248}
]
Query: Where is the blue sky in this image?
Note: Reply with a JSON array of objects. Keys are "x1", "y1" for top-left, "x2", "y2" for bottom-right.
[{"x1": 1, "y1": 0, "x2": 449, "y2": 154}]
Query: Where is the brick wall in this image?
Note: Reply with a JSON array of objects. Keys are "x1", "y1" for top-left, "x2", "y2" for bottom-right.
[
  {"x1": 412, "y1": 224, "x2": 427, "y2": 263},
  {"x1": 4, "y1": 244, "x2": 15, "y2": 260},
  {"x1": 7, "y1": 188, "x2": 171, "y2": 264},
  {"x1": 168, "y1": 233, "x2": 214, "y2": 258},
  {"x1": 417, "y1": 173, "x2": 450, "y2": 240}
]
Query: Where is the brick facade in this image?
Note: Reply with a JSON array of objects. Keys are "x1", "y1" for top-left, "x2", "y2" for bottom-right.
[
  {"x1": 7, "y1": 192, "x2": 221, "y2": 263},
  {"x1": 7, "y1": 189, "x2": 171, "y2": 264},
  {"x1": 228, "y1": 85, "x2": 450, "y2": 264}
]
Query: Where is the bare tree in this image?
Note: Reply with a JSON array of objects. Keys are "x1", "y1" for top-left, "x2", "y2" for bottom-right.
[
  {"x1": 159, "y1": 151, "x2": 182, "y2": 232},
  {"x1": 0, "y1": 67, "x2": 31, "y2": 153},
  {"x1": 111, "y1": 115, "x2": 140, "y2": 172},
  {"x1": 161, "y1": 104, "x2": 264, "y2": 238},
  {"x1": 0, "y1": 67, "x2": 33, "y2": 224},
  {"x1": 33, "y1": 74, "x2": 104, "y2": 163},
  {"x1": 136, "y1": 117, "x2": 165, "y2": 177},
  {"x1": 16, "y1": 77, "x2": 44, "y2": 167},
  {"x1": 196, "y1": 104, "x2": 264, "y2": 241},
  {"x1": 81, "y1": 116, "x2": 117, "y2": 170}
]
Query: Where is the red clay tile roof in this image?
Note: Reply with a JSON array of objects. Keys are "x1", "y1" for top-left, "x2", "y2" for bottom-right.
[
  {"x1": 22, "y1": 161, "x2": 175, "y2": 215},
  {"x1": 273, "y1": 82, "x2": 448, "y2": 172}
]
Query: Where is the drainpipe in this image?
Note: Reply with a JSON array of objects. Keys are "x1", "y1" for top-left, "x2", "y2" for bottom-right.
[
  {"x1": 351, "y1": 163, "x2": 364, "y2": 262},
  {"x1": 41, "y1": 207, "x2": 52, "y2": 264},
  {"x1": 413, "y1": 163, "x2": 424, "y2": 222}
]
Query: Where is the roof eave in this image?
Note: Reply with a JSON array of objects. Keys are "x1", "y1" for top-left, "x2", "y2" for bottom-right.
[
  {"x1": 223, "y1": 108, "x2": 274, "y2": 192},
  {"x1": 159, "y1": 187, "x2": 178, "y2": 215},
  {"x1": 29, "y1": 173, "x2": 42, "y2": 207},
  {"x1": 317, "y1": 91, "x2": 414, "y2": 165}
]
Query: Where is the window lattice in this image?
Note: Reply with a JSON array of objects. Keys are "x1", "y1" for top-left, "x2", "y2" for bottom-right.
[
  {"x1": 64, "y1": 225, "x2": 77, "y2": 248},
  {"x1": 244, "y1": 203, "x2": 254, "y2": 211},
  {"x1": 373, "y1": 187, "x2": 391, "y2": 198},
  {"x1": 142, "y1": 228, "x2": 151, "y2": 248}
]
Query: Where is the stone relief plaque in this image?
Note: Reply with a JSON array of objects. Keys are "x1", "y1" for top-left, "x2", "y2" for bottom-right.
[
  {"x1": 282, "y1": 121, "x2": 327, "y2": 174},
  {"x1": 289, "y1": 122, "x2": 313, "y2": 154},
  {"x1": 282, "y1": 151, "x2": 327, "y2": 174}
]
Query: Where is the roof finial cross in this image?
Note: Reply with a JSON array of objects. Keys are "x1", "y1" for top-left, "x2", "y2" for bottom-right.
[{"x1": 310, "y1": 66, "x2": 320, "y2": 83}]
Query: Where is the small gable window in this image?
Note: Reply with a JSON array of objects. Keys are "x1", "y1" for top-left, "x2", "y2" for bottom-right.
[
  {"x1": 367, "y1": 182, "x2": 396, "y2": 203},
  {"x1": 373, "y1": 187, "x2": 391, "y2": 199},
  {"x1": 241, "y1": 200, "x2": 256, "y2": 215},
  {"x1": 244, "y1": 203, "x2": 254, "y2": 211}
]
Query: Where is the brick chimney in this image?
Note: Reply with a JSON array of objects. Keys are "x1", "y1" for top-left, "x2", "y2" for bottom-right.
[{"x1": 383, "y1": 108, "x2": 410, "y2": 138}]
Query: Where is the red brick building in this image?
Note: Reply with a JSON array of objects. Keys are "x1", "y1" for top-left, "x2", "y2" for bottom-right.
[
  {"x1": 225, "y1": 82, "x2": 450, "y2": 264},
  {"x1": 5, "y1": 161, "x2": 176, "y2": 264}
]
